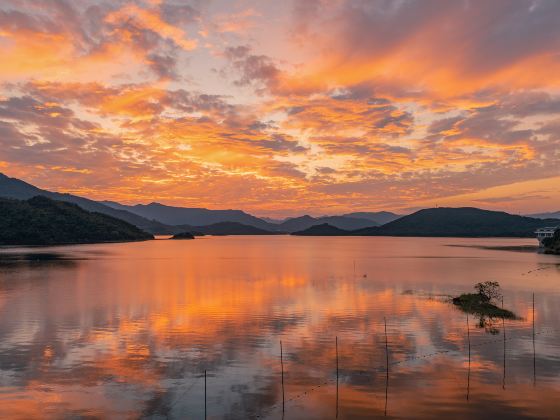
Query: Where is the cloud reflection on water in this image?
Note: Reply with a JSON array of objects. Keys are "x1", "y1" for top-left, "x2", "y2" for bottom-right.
[{"x1": 0, "y1": 237, "x2": 559, "y2": 418}]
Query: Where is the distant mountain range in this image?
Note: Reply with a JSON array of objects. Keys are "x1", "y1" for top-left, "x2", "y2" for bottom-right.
[
  {"x1": 294, "y1": 207, "x2": 560, "y2": 237},
  {"x1": 260, "y1": 217, "x2": 285, "y2": 224},
  {"x1": 527, "y1": 211, "x2": 560, "y2": 220},
  {"x1": 102, "y1": 202, "x2": 385, "y2": 232},
  {"x1": 192, "y1": 222, "x2": 281, "y2": 236},
  {"x1": 0, "y1": 196, "x2": 152, "y2": 245},
  {"x1": 260, "y1": 211, "x2": 400, "y2": 227},
  {"x1": 2, "y1": 173, "x2": 559, "y2": 240},
  {"x1": 342, "y1": 211, "x2": 401, "y2": 225},
  {"x1": 0, "y1": 173, "x2": 393, "y2": 233},
  {"x1": 102, "y1": 201, "x2": 274, "y2": 230},
  {"x1": 275, "y1": 215, "x2": 377, "y2": 232}
]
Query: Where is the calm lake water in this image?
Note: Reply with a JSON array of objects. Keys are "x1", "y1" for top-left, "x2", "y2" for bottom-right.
[{"x1": 1, "y1": 236, "x2": 559, "y2": 419}]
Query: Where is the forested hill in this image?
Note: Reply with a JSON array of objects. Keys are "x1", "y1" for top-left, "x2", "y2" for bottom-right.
[
  {"x1": 543, "y1": 230, "x2": 560, "y2": 254},
  {"x1": 0, "y1": 173, "x2": 174, "y2": 234},
  {"x1": 355, "y1": 207, "x2": 560, "y2": 237},
  {"x1": 291, "y1": 223, "x2": 350, "y2": 236},
  {"x1": 0, "y1": 196, "x2": 153, "y2": 245}
]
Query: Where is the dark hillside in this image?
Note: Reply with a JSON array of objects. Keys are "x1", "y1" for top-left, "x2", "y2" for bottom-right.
[
  {"x1": 355, "y1": 207, "x2": 559, "y2": 237},
  {"x1": 0, "y1": 196, "x2": 153, "y2": 245}
]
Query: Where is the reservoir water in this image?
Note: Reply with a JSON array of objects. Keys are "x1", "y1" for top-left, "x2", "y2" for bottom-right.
[{"x1": 0, "y1": 236, "x2": 559, "y2": 419}]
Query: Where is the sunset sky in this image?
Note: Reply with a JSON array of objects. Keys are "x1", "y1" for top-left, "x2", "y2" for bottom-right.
[{"x1": 1, "y1": 0, "x2": 559, "y2": 217}]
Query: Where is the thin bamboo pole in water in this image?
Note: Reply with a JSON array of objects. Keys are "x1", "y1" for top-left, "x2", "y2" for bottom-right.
[
  {"x1": 502, "y1": 296, "x2": 506, "y2": 390},
  {"x1": 466, "y1": 312, "x2": 471, "y2": 401},
  {"x1": 336, "y1": 336, "x2": 339, "y2": 418},
  {"x1": 533, "y1": 293, "x2": 536, "y2": 386},
  {"x1": 204, "y1": 369, "x2": 207, "y2": 420},
  {"x1": 280, "y1": 340, "x2": 285, "y2": 414},
  {"x1": 384, "y1": 317, "x2": 389, "y2": 416}
]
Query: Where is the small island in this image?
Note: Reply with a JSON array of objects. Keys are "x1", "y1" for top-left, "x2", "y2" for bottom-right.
[
  {"x1": 170, "y1": 232, "x2": 195, "y2": 240},
  {"x1": 453, "y1": 281, "x2": 516, "y2": 318}
]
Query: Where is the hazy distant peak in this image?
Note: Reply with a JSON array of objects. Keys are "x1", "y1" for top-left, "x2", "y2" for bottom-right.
[
  {"x1": 285, "y1": 215, "x2": 314, "y2": 221},
  {"x1": 527, "y1": 210, "x2": 560, "y2": 220},
  {"x1": 292, "y1": 223, "x2": 350, "y2": 236},
  {"x1": 342, "y1": 211, "x2": 401, "y2": 225}
]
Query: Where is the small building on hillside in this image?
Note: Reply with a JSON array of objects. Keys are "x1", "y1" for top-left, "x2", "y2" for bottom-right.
[{"x1": 536, "y1": 226, "x2": 560, "y2": 247}]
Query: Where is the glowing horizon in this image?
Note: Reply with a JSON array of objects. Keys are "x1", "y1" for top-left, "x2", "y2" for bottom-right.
[{"x1": 1, "y1": 0, "x2": 560, "y2": 217}]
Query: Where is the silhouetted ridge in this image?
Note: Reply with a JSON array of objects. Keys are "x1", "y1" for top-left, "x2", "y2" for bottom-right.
[
  {"x1": 0, "y1": 173, "x2": 175, "y2": 234},
  {"x1": 102, "y1": 201, "x2": 276, "y2": 230},
  {"x1": 292, "y1": 223, "x2": 351, "y2": 236},
  {"x1": 4, "y1": 174, "x2": 557, "y2": 239},
  {"x1": 355, "y1": 207, "x2": 559, "y2": 237},
  {"x1": 0, "y1": 196, "x2": 153, "y2": 245},
  {"x1": 528, "y1": 210, "x2": 560, "y2": 220},
  {"x1": 194, "y1": 222, "x2": 281, "y2": 235},
  {"x1": 278, "y1": 215, "x2": 376, "y2": 232},
  {"x1": 342, "y1": 211, "x2": 401, "y2": 225}
]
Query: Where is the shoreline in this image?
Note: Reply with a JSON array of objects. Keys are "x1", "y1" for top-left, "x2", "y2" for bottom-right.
[{"x1": 446, "y1": 244, "x2": 540, "y2": 253}]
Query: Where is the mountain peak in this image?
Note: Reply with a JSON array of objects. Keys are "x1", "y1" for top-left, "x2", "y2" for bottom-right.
[
  {"x1": 286, "y1": 214, "x2": 314, "y2": 221},
  {"x1": 292, "y1": 223, "x2": 350, "y2": 236},
  {"x1": 353, "y1": 206, "x2": 554, "y2": 237}
]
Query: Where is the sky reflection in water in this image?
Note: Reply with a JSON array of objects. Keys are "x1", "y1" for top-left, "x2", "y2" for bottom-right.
[{"x1": 0, "y1": 236, "x2": 559, "y2": 419}]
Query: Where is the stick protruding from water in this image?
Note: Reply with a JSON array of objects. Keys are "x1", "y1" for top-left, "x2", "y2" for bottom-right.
[
  {"x1": 466, "y1": 312, "x2": 471, "y2": 401},
  {"x1": 384, "y1": 317, "x2": 389, "y2": 416},
  {"x1": 336, "y1": 336, "x2": 339, "y2": 418},
  {"x1": 502, "y1": 296, "x2": 506, "y2": 390},
  {"x1": 280, "y1": 340, "x2": 285, "y2": 413},
  {"x1": 533, "y1": 293, "x2": 536, "y2": 386}
]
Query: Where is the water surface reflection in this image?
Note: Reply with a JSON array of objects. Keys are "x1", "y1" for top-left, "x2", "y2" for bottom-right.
[{"x1": 0, "y1": 237, "x2": 559, "y2": 418}]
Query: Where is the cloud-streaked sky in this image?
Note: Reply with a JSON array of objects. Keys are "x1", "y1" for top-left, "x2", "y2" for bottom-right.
[{"x1": 1, "y1": 0, "x2": 559, "y2": 216}]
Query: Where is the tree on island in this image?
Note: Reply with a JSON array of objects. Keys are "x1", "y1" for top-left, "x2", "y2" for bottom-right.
[
  {"x1": 453, "y1": 281, "x2": 516, "y2": 334},
  {"x1": 474, "y1": 281, "x2": 502, "y2": 303},
  {"x1": 170, "y1": 232, "x2": 195, "y2": 240}
]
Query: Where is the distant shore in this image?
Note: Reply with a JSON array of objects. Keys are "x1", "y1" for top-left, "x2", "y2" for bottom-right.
[{"x1": 446, "y1": 244, "x2": 539, "y2": 253}]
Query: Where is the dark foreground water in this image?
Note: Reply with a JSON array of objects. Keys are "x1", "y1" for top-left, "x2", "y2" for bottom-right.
[{"x1": 0, "y1": 236, "x2": 559, "y2": 419}]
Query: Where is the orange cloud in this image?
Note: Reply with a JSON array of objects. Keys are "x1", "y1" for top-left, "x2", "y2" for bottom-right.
[
  {"x1": 104, "y1": 3, "x2": 197, "y2": 51},
  {"x1": 1, "y1": 1, "x2": 560, "y2": 215}
]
